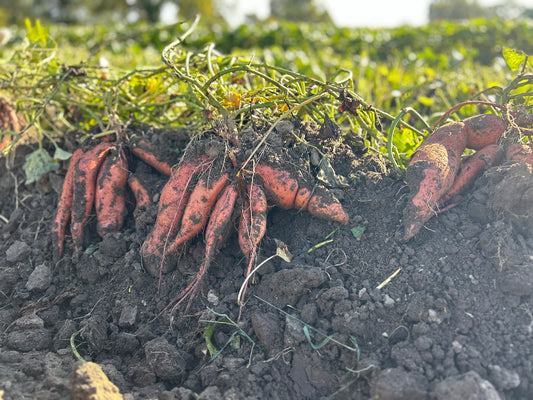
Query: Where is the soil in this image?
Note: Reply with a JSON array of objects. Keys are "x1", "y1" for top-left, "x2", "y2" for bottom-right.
[{"x1": 1, "y1": 120, "x2": 532, "y2": 400}]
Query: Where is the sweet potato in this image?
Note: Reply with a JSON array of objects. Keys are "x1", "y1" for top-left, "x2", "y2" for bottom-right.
[
  {"x1": 51, "y1": 148, "x2": 84, "y2": 260},
  {"x1": 294, "y1": 186, "x2": 312, "y2": 210},
  {"x1": 506, "y1": 142, "x2": 533, "y2": 164},
  {"x1": 127, "y1": 174, "x2": 151, "y2": 209},
  {"x1": 171, "y1": 184, "x2": 238, "y2": 312},
  {"x1": 95, "y1": 148, "x2": 128, "y2": 237},
  {"x1": 306, "y1": 186, "x2": 349, "y2": 225},
  {"x1": 463, "y1": 114, "x2": 506, "y2": 150},
  {"x1": 132, "y1": 139, "x2": 173, "y2": 176},
  {"x1": 142, "y1": 155, "x2": 212, "y2": 277},
  {"x1": 70, "y1": 142, "x2": 115, "y2": 253},
  {"x1": 402, "y1": 122, "x2": 467, "y2": 242},
  {"x1": 165, "y1": 171, "x2": 229, "y2": 256},
  {"x1": 439, "y1": 144, "x2": 504, "y2": 205},
  {"x1": 238, "y1": 184, "x2": 267, "y2": 312},
  {"x1": 255, "y1": 163, "x2": 298, "y2": 209}
]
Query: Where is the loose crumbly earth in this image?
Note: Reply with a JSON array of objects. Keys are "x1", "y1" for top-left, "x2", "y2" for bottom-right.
[{"x1": 0, "y1": 121, "x2": 532, "y2": 400}]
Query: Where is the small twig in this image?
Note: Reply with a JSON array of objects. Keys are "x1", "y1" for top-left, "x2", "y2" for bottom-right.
[{"x1": 376, "y1": 267, "x2": 402, "y2": 290}]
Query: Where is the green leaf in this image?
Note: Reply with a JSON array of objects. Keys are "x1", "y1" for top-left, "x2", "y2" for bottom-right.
[
  {"x1": 53, "y1": 147, "x2": 72, "y2": 161},
  {"x1": 25, "y1": 19, "x2": 49, "y2": 47},
  {"x1": 84, "y1": 243, "x2": 99, "y2": 255},
  {"x1": 351, "y1": 225, "x2": 366, "y2": 241},
  {"x1": 23, "y1": 148, "x2": 59, "y2": 184},
  {"x1": 502, "y1": 47, "x2": 526, "y2": 72}
]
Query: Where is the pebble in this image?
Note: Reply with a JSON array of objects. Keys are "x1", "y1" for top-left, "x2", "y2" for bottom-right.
[
  {"x1": 25, "y1": 263, "x2": 52, "y2": 291},
  {"x1": 284, "y1": 314, "x2": 306, "y2": 348},
  {"x1": 6, "y1": 240, "x2": 31, "y2": 263},
  {"x1": 383, "y1": 294, "x2": 395, "y2": 308},
  {"x1": 370, "y1": 367, "x2": 427, "y2": 400},
  {"x1": 144, "y1": 337, "x2": 185, "y2": 381},
  {"x1": 14, "y1": 314, "x2": 45, "y2": 329},
  {"x1": 118, "y1": 304, "x2": 138, "y2": 327},
  {"x1": 488, "y1": 364, "x2": 521, "y2": 391},
  {"x1": 431, "y1": 370, "x2": 501, "y2": 400}
]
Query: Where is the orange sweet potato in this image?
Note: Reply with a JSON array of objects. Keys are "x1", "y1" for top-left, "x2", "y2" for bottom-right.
[
  {"x1": 95, "y1": 148, "x2": 128, "y2": 237},
  {"x1": 506, "y1": 142, "x2": 533, "y2": 164},
  {"x1": 463, "y1": 114, "x2": 506, "y2": 150},
  {"x1": 402, "y1": 122, "x2": 467, "y2": 242},
  {"x1": 132, "y1": 138, "x2": 173, "y2": 176},
  {"x1": 142, "y1": 155, "x2": 212, "y2": 277},
  {"x1": 237, "y1": 183, "x2": 267, "y2": 315},
  {"x1": 171, "y1": 184, "x2": 238, "y2": 312},
  {"x1": 51, "y1": 148, "x2": 84, "y2": 260},
  {"x1": 306, "y1": 186, "x2": 349, "y2": 225},
  {"x1": 71, "y1": 142, "x2": 115, "y2": 253},
  {"x1": 165, "y1": 171, "x2": 229, "y2": 256},
  {"x1": 127, "y1": 174, "x2": 151, "y2": 209},
  {"x1": 254, "y1": 163, "x2": 298, "y2": 209},
  {"x1": 439, "y1": 144, "x2": 504, "y2": 205}
]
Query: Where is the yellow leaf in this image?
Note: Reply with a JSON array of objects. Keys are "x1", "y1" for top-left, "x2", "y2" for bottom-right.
[{"x1": 222, "y1": 92, "x2": 241, "y2": 107}]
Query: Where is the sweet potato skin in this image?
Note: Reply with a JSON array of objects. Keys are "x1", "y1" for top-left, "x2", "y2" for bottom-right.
[
  {"x1": 95, "y1": 148, "x2": 128, "y2": 237},
  {"x1": 71, "y1": 142, "x2": 115, "y2": 252},
  {"x1": 173, "y1": 184, "x2": 239, "y2": 311},
  {"x1": 51, "y1": 148, "x2": 84, "y2": 260},
  {"x1": 127, "y1": 174, "x2": 151, "y2": 209},
  {"x1": 238, "y1": 184, "x2": 268, "y2": 260},
  {"x1": 255, "y1": 163, "x2": 298, "y2": 209},
  {"x1": 506, "y1": 142, "x2": 533, "y2": 164},
  {"x1": 463, "y1": 114, "x2": 506, "y2": 150},
  {"x1": 165, "y1": 171, "x2": 229, "y2": 258},
  {"x1": 402, "y1": 122, "x2": 467, "y2": 241},
  {"x1": 439, "y1": 144, "x2": 504, "y2": 205},
  {"x1": 142, "y1": 155, "x2": 211, "y2": 276},
  {"x1": 132, "y1": 139, "x2": 173, "y2": 176},
  {"x1": 306, "y1": 186, "x2": 349, "y2": 225}
]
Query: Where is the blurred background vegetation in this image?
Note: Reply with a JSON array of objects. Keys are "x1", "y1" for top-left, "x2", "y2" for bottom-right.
[
  {"x1": 0, "y1": 0, "x2": 531, "y2": 176},
  {"x1": 0, "y1": 0, "x2": 531, "y2": 26}
]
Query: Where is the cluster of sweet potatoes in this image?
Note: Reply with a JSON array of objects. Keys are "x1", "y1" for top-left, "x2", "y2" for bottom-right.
[
  {"x1": 52, "y1": 136, "x2": 172, "y2": 260},
  {"x1": 401, "y1": 113, "x2": 533, "y2": 242},
  {"x1": 140, "y1": 138, "x2": 350, "y2": 311}
]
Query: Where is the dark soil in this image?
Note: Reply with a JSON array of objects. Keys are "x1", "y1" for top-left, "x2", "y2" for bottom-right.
[{"x1": 1, "y1": 121, "x2": 532, "y2": 400}]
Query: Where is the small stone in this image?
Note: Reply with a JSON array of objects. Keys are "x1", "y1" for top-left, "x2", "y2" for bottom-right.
[
  {"x1": 358, "y1": 288, "x2": 370, "y2": 300},
  {"x1": 145, "y1": 337, "x2": 185, "y2": 381},
  {"x1": 6, "y1": 240, "x2": 31, "y2": 263},
  {"x1": 370, "y1": 367, "x2": 427, "y2": 400},
  {"x1": 488, "y1": 364, "x2": 520, "y2": 391},
  {"x1": 284, "y1": 314, "x2": 305, "y2": 348},
  {"x1": 383, "y1": 294, "x2": 395, "y2": 308},
  {"x1": 432, "y1": 371, "x2": 501, "y2": 400},
  {"x1": 14, "y1": 314, "x2": 45, "y2": 329},
  {"x1": 26, "y1": 264, "x2": 52, "y2": 291},
  {"x1": 428, "y1": 309, "x2": 443, "y2": 324},
  {"x1": 118, "y1": 304, "x2": 137, "y2": 327}
]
